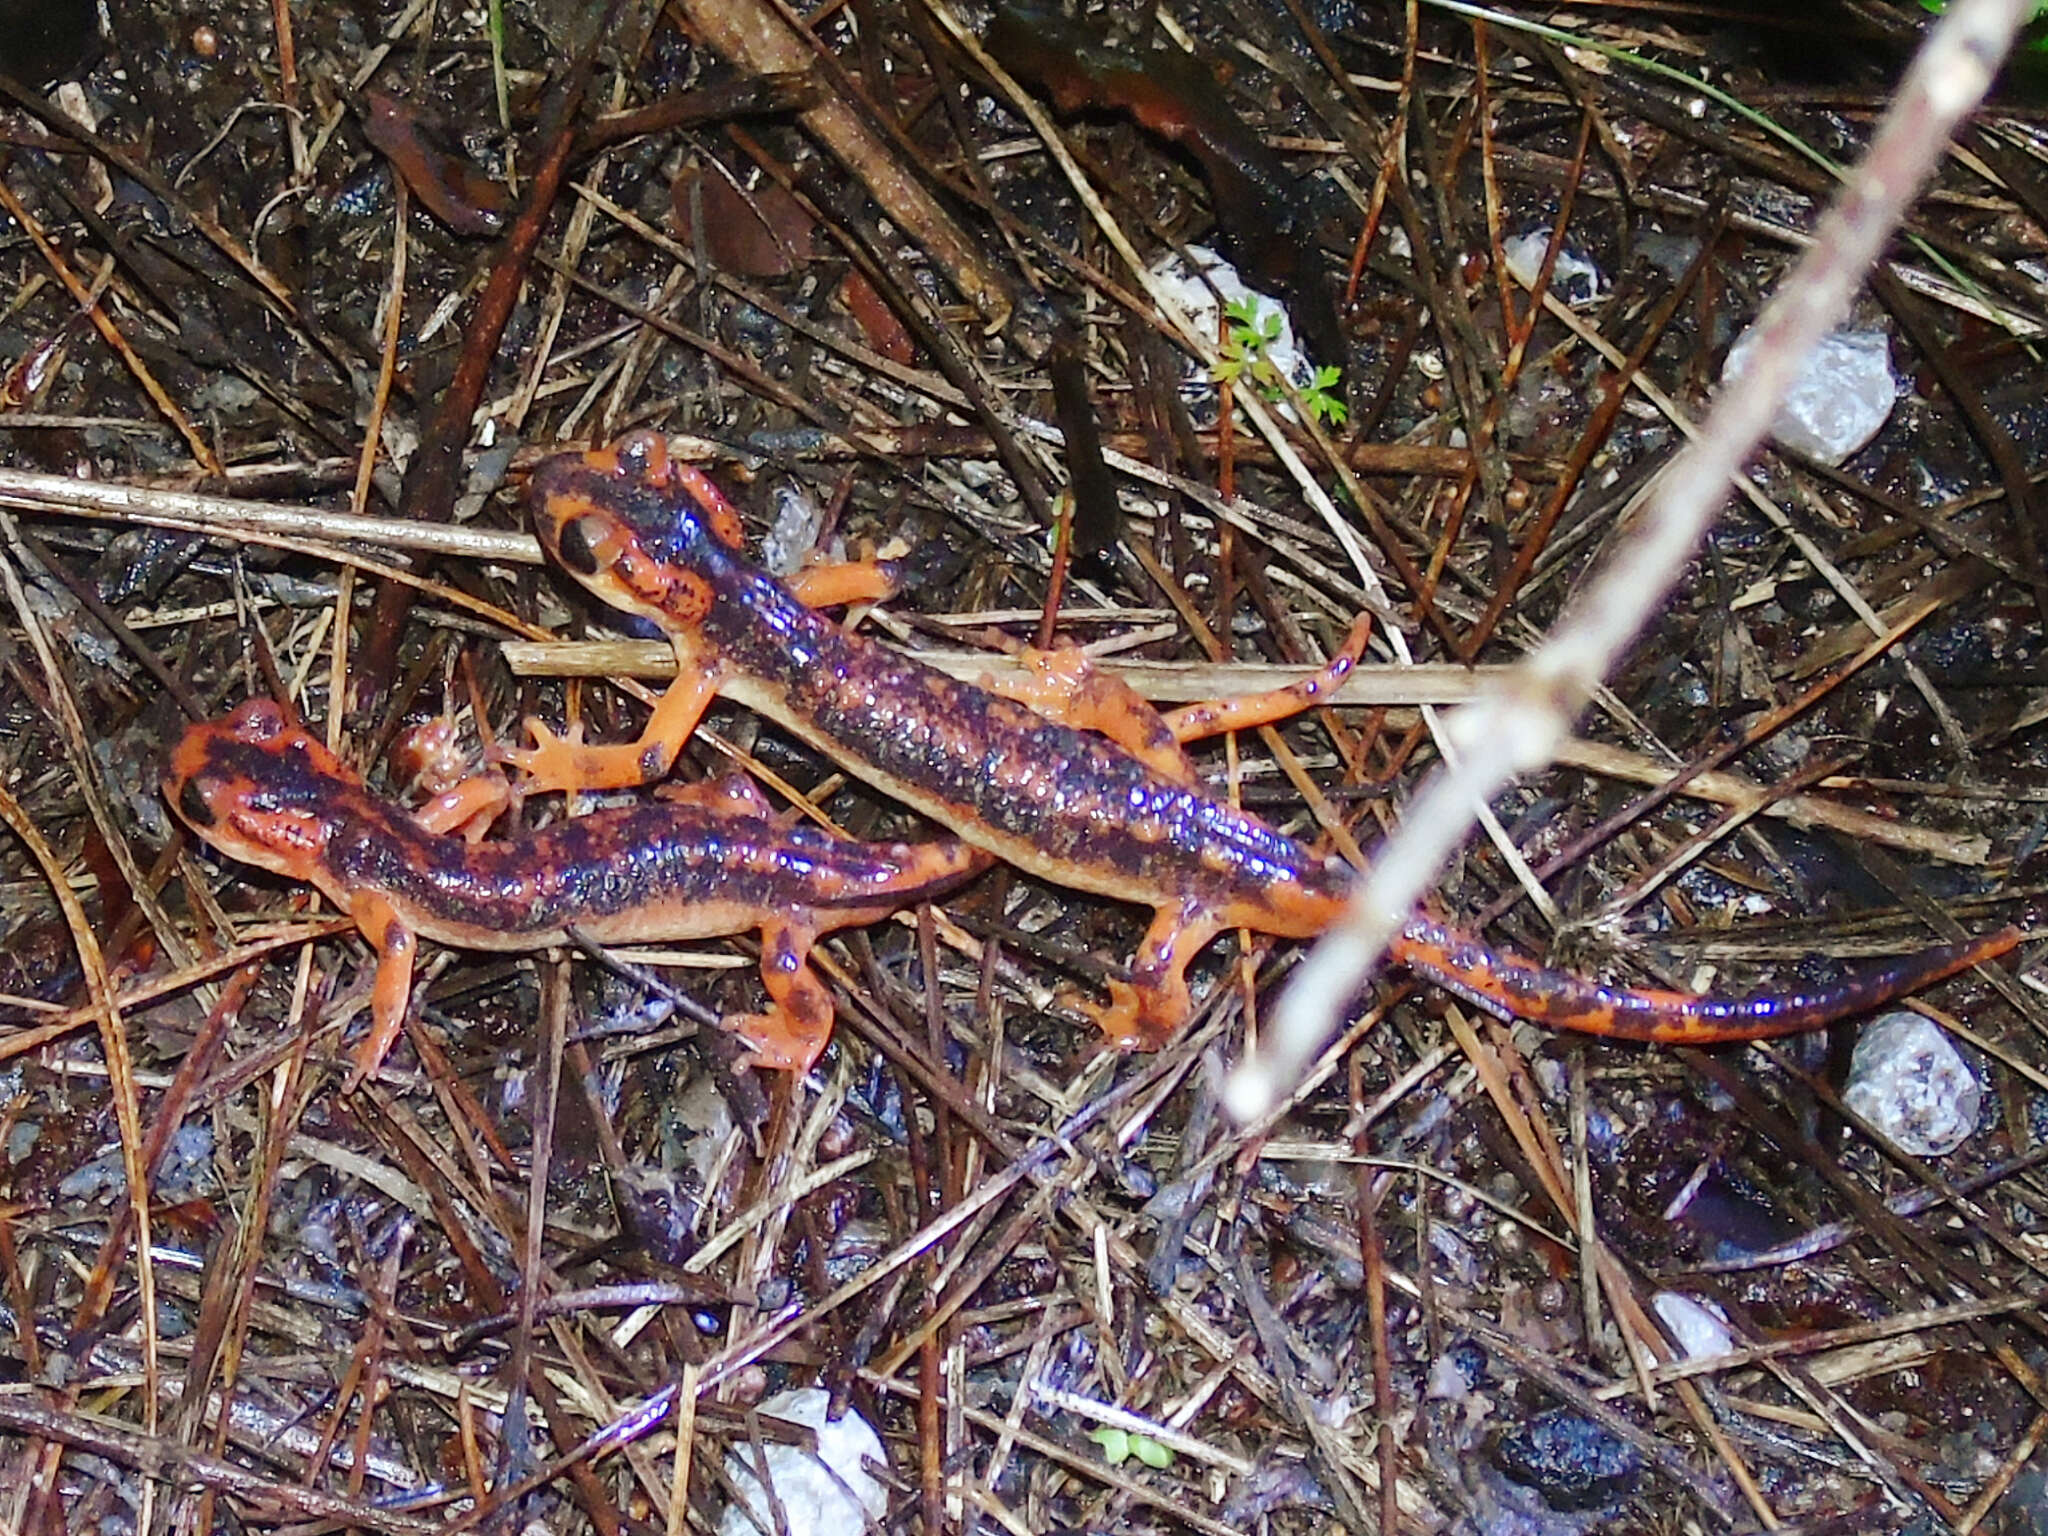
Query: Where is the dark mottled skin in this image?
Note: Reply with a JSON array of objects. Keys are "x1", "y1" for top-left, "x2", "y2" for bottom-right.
[
  {"x1": 170, "y1": 703, "x2": 979, "y2": 941},
  {"x1": 360, "y1": 788, "x2": 968, "y2": 932},
  {"x1": 729, "y1": 565, "x2": 1340, "y2": 911},
  {"x1": 164, "y1": 697, "x2": 985, "y2": 1073},
  {"x1": 521, "y1": 432, "x2": 2020, "y2": 1046},
  {"x1": 541, "y1": 446, "x2": 1346, "y2": 919}
]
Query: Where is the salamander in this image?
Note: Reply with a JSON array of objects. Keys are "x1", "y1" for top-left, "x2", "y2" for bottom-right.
[
  {"x1": 508, "y1": 430, "x2": 2020, "y2": 1047},
  {"x1": 164, "y1": 697, "x2": 985, "y2": 1078}
]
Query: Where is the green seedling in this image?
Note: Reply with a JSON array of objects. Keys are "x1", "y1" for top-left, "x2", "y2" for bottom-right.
[
  {"x1": 1089, "y1": 1425, "x2": 1175, "y2": 1468},
  {"x1": 1918, "y1": 0, "x2": 2048, "y2": 47},
  {"x1": 1213, "y1": 296, "x2": 1347, "y2": 428}
]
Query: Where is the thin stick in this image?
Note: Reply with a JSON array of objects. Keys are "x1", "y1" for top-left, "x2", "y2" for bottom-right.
[
  {"x1": 354, "y1": 177, "x2": 408, "y2": 518},
  {"x1": 0, "y1": 776, "x2": 156, "y2": 1430}
]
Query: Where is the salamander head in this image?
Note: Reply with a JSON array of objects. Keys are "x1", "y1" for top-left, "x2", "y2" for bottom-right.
[
  {"x1": 163, "y1": 698, "x2": 355, "y2": 881},
  {"x1": 528, "y1": 430, "x2": 749, "y2": 631}
]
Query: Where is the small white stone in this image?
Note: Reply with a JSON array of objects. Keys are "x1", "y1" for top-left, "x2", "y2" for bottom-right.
[
  {"x1": 761, "y1": 484, "x2": 826, "y2": 577},
  {"x1": 1427, "y1": 1352, "x2": 1471, "y2": 1399},
  {"x1": 1149, "y1": 245, "x2": 1315, "y2": 415},
  {"x1": 1501, "y1": 232, "x2": 1603, "y2": 305},
  {"x1": 1843, "y1": 1012, "x2": 1980, "y2": 1157},
  {"x1": 717, "y1": 1388, "x2": 888, "y2": 1536},
  {"x1": 1653, "y1": 1292, "x2": 1734, "y2": 1362},
  {"x1": 1721, "y1": 325, "x2": 1897, "y2": 465}
]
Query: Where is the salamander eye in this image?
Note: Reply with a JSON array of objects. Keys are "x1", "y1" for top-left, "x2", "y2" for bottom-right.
[
  {"x1": 232, "y1": 699, "x2": 283, "y2": 741},
  {"x1": 615, "y1": 430, "x2": 667, "y2": 479},
  {"x1": 177, "y1": 779, "x2": 217, "y2": 829},
  {"x1": 556, "y1": 516, "x2": 609, "y2": 578}
]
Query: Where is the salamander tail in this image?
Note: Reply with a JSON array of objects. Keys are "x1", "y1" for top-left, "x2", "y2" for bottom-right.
[{"x1": 1390, "y1": 920, "x2": 2022, "y2": 1045}]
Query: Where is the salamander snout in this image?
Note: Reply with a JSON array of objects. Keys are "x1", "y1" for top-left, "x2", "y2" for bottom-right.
[
  {"x1": 532, "y1": 439, "x2": 749, "y2": 574},
  {"x1": 222, "y1": 695, "x2": 290, "y2": 743},
  {"x1": 163, "y1": 704, "x2": 352, "y2": 880},
  {"x1": 612, "y1": 428, "x2": 669, "y2": 480}
]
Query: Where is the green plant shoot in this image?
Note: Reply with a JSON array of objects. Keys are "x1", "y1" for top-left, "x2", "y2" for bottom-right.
[{"x1": 1214, "y1": 296, "x2": 1347, "y2": 428}]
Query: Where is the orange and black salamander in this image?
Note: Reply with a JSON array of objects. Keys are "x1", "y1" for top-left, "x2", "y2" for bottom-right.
[
  {"x1": 509, "y1": 431, "x2": 2020, "y2": 1046},
  {"x1": 164, "y1": 697, "x2": 985, "y2": 1077}
]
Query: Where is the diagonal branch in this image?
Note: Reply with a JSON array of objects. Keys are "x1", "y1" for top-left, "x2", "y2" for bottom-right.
[{"x1": 1232, "y1": 0, "x2": 2039, "y2": 1121}]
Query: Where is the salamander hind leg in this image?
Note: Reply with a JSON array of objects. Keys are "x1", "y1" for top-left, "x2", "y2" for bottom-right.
[
  {"x1": 990, "y1": 648, "x2": 1196, "y2": 783},
  {"x1": 1087, "y1": 902, "x2": 1224, "y2": 1049},
  {"x1": 1160, "y1": 613, "x2": 1374, "y2": 745},
  {"x1": 412, "y1": 771, "x2": 514, "y2": 841},
  {"x1": 733, "y1": 921, "x2": 835, "y2": 1072},
  {"x1": 344, "y1": 892, "x2": 418, "y2": 1089}
]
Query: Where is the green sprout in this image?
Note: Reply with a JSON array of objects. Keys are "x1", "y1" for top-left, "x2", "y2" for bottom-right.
[
  {"x1": 1089, "y1": 1425, "x2": 1175, "y2": 1468},
  {"x1": 1213, "y1": 296, "x2": 1348, "y2": 428},
  {"x1": 1918, "y1": 0, "x2": 2048, "y2": 48}
]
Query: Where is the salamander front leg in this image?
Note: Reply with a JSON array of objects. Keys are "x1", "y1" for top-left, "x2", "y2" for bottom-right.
[
  {"x1": 1089, "y1": 901, "x2": 1224, "y2": 1049},
  {"x1": 505, "y1": 664, "x2": 720, "y2": 796},
  {"x1": 733, "y1": 920, "x2": 834, "y2": 1072},
  {"x1": 345, "y1": 892, "x2": 417, "y2": 1089},
  {"x1": 412, "y1": 771, "x2": 514, "y2": 841},
  {"x1": 785, "y1": 559, "x2": 900, "y2": 609}
]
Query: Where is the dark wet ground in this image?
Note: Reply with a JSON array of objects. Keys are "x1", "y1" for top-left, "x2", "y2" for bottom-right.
[{"x1": 0, "y1": 0, "x2": 2040, "y2": 1531}]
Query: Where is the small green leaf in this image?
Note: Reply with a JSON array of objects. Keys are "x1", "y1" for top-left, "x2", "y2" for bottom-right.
[
  {"x1": 1208, "y1": 293, "x2": 1347, "y2": 425},
  {"x1": 1131, "y1": 1434, "x2": 1174, "y2": 1469},
  {"x1": 1302, "y1": 364, "x2": 1349, "y2": 426},
  {"x1": 1090, "y1": 1427, "x2": 1131, "y2": 1465}
]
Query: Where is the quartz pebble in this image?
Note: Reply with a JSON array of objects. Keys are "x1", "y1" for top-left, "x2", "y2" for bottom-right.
[
  {"x1": 717, "y1": 1388, "x2": 887, "y2": 1536},
  {"x1": 1721, "y1": 325, "x2": 1896, "y2": 465},
  {"x1": 1842, "y1": 1011, "x2": 1980, "y2": 1157},
  {"x1": 1150, "y1": 244, "x2": 1315, "y2": 413},
  {"x1": 1502, "y1": 231, "x2": 1602, "y2": 305},
  {"x1": 762, "y1": 483, "x2": 826, "y2": 577},
  {"x1": 1653, "y1": 1292, "x2": 1734, "y2": 1362}
]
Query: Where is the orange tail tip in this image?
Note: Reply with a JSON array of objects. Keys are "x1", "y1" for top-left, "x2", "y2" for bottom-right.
[{"x1": 1391, "y1": 922, "x2": 2023, "y2": 1046}]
